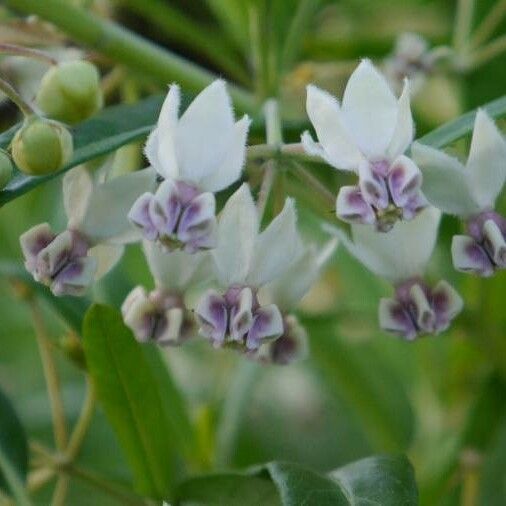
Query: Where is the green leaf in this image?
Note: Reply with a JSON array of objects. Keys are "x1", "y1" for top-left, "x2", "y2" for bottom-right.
[
  {"x1": 304, "y1": 315, "x2": 414, "y2": 452},
  {"x1": 0, "y1": 95, "x2": 163, "y2": 206},
  {"x1": 175, "y1": 455, "x2": 418, "y2": 506},
  {"x1": 176, "y1": 473, "x2": 281, "y2": 506},
  {"x1": 0, "y1": 384, "x2": 30, "y2": 506},
  {"x1": 82, "y1": 304, "x2": 182, "y2": 499},
  {"x1": 0, "y1": 261, "x2": 88, "y2": 333}
]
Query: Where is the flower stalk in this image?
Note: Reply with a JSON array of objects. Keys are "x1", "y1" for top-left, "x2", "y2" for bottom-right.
[{"x1": 0, "y1": 77, "x2": 35, "y2": 117}]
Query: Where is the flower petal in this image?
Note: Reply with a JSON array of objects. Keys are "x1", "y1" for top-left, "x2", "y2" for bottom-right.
[
  {"x1": 128, "y1": 193, "x2": 158, "y2": 241},
  {"x1": 150, "y1": 179, "x2": 182, "y2": 236},
  {"x1": 20, "y1": 223, "x2": 55, "y2": 268},
  {"x1": 378, "y1": 297, "x2": 417, "y2": 340},
  {"x1": 246, "y1": 304, "x2": 284, "y2": 350},
  {"x1": 247, "y1": 198, "x2": 302, "y2": 287},
  {"x1": 305, "y1": 85, "x2": 362, "y2": 170},
  {"x1": 482, "y1": 219, "x2": 506, "y2": 267},
  {"x1": 229, "y1": 287, "x2": 254, "y2": 341},
  {"x1": 341, "y1": 60, "x2": 398, "y2": 159},
  {"x1": 387, "y1": 79, "x2": 414, "y2": 159},
  {"x1": 88, "y1": 243, "x2": 124, "y2": 280},
  {"x1": 177, "y1": 192, "x2": 216, "y2": 247},
  {"x1": 212, "y1": 183, "x2": 258, "y2": 286},
  {"x1": 63, "y1": 166, "x2": 94, "y2": 228},
  {"x1": 466, "y1": 109, "x2": 506, "y2": 209},
  {"x1": 176, "y1": 80, "x2": 236, "y2": 185},
  {"x1": 451, "y1": 235, "x2": 494, "y2": 277},
  {"x1": 387, "y1": 155, "x2": 422, "y2": 208},
  {"x1": 195, "y1": 289, "x2": 228, "y2": 346},
  {"x1": 51, "y1": 256, "x2": 97, "y2": 297},
  {"x1": 121, "y1": 286, "x2": 155, "y2": 342},
  {"x1": 412, "y1": 142, "x2": 479, "y2": 216},
  {"x1": 336, "y1": 185, "x2": 376, "y2": 225},
  {"x1": 148, "y1": 84, "x2": 180, "y2": 179},
  {"x1": 358, "y1": 160, "x2": 389, "y2": 209},
  {"x1": 432, "y1": 280, "x2": 463, "y2": 332},
  {"x1": 199, "y1": 115, "x2": 251, "y2": 192}
]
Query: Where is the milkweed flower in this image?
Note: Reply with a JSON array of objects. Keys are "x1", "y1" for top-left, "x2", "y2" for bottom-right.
[
  {"x1": 254, "y1": 239, "x2": 338, "y2": 365},
  {"x1": 128, "y1": 80, "x2": 251, "y2": 253},
  {"x1": 195, "y1": 184, "x2": 302, "y2": 351},
  {"x1": 302, "y1": 60, "x2": 427, "y2": 232},
  {"x1": 122, "y1": 241, "x2": 210, "y2": 345},
  {"x1": 412, "y1": 110, "x2": 506, "y2": 276},
  {"x1": 20, "y1": 165, "x2": 155, "y2": 296},
  {"x1": 326, "y1": 207, "x2": 463, "y2": 340}
]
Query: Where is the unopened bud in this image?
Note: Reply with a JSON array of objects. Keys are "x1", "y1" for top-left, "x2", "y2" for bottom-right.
[
  {"x1": 0, "y1": 149, "x2": 13, "y2": 188},
  {"x1": 36, "y1": 60, "x2": 103, "y2": 124},
  {"x1": 11, "y1": 118, "x2": 73, "y2": 175}
]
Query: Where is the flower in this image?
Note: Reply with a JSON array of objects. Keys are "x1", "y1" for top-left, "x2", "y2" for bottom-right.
[
  {"x1": 412, "y1": 110, "x2": 506, "y2": 276},
  {"x1": 122, "y1": 241, "x2": 210, "y2": 345},
  {"x1": 254, "y1": 239, "x2": 338, "y2": 365},
  {"x1": 302, "y1": 60, "x2": 427, "y2": 231},
  {"x1": 326, "y1": 207, "x2": 463, "y2": 340},
  {"x1": 128, "y1": 80, "x2": 251, "y2": 253},
  {"x1": 195, "y1": 183, "x2": 302, "y2": 351},
  {"x1": 20, "y1": 165, "x2": 155, "y2": 296}
]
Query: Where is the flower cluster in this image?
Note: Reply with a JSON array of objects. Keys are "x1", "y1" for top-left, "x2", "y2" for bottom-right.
[{"x1": 16, "y1": 60, "x2": 506, "y2": 356}]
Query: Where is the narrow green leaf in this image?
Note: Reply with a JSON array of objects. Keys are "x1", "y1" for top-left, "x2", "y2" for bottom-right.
[
  {"x1": 0, "y1": 385, "x2": 30, "y2": 506},
  {"x1": 82, "y1": 304, "x2": 180, "y2": 498},
  {"x1": 304, "y1": 315, "x2": 414, "y2": 452},
  {"x1": 0, "y1": 261, "x2": 88, "y2": 332}
]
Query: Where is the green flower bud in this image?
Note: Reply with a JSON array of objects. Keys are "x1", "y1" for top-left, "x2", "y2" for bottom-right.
[
  {"x1": 0, "y1": 149, "x2": 13, "y2": 189},
  {"x1": 36, "y1": 60, "x2": 103, "y2": 124},
  {"x1": 11, "y1": 118, "x2": 73, "y2": 176}
]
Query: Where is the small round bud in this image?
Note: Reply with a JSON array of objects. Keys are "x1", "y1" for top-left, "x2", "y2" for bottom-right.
[
  {"x1": 36, "y1": 60, "x2": 103, "y2": 124},
  {"x1": 0, "y1": 149, "x2": 13, "y2": 188},
  {"x1": 11, "y1": 118, "x2": 73, "y2": 175}
]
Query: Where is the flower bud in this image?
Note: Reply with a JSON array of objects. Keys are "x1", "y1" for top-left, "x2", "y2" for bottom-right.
[
  {"x1": 0, "y1": 149, "x2": 13, "y2": 189},
  {"x1": 11, "y1": 118, "x2": 73, "y2": 175},
  {"x1": 36, "y1": 60, "x2": 103, "y2": 124}
]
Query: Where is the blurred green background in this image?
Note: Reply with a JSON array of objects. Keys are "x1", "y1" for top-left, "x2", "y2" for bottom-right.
[{"x1": 1, "y1": 0, "x2": 506, "y2": 504}]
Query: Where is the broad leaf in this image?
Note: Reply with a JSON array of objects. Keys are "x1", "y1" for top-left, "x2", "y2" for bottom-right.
[
  {"x1": 304, "y1": 315, "x2": 414, "y2": 452},
  {"x1": 83, "y1": 304, "x2": 184, "y2": 499},
  {"x1": 0, "y1": 384, "x2": 30, "y2": 505},
  {"x1": 175, "y1": 455, "x2": 418, "y2": 506}
]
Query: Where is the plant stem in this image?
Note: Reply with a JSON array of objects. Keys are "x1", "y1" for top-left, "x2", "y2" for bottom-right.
[
  {"x1": 30, "y1": 301, "x2": 68, "y2": 452},
  {"x1": 469, "y1": 0, "x2": 506, "y2": 48},
  {"x1": 247, "y1": 142, "x2": 310, "y2": 161},
  {"x1": 111, "y1": 0, "x2": 249, "y2": 85},
  {"x1": 0, "y1": 445, "x2": 32, "y2": 506},
  {"x1": 0, "y1": 43, "x2": 57, "y2": 65},
  {"x1": 214, "y1": 361, "x2": 260, "y2": 468},
  {"x1": 3, "y1": 0, "x2": 256, "y2": 112},
  {"x1": 51, "y1": 476, "x2": 69, "y2": 506},
  {"x1": 291, "y1": 161, "x2": 335, "y2": 209},
  {"x1": 66, "y1": 377, "x2": 96, "y2": 461},
  {"x1": 27, "y1": 468, "x2": 56, "y2": 492},
  {"x1": 0, "y1": 77, "x2": 35, "y2": 117},
  {"x1": 468, "y1": 34, "x2": 506, "y2": 69},
  {"x1": 453, "y1": 0, "x2": 475, "y2": 51}
]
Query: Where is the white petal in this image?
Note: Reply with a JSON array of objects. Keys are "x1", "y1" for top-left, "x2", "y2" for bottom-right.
[
  {"x1": 79, "y1": 168, "x2": 156, "y2": 244},
  {"x1": 148, "y1": 84, "x2": 180, "y2": 179},
  {"x1": 199, "y1": 115, "x2": 251, "y2": 192},
  {"x1": 88, "y1": 243, "x2": 124, "y2": 280},
  {"x1": 305, "y1": 85, "x2": 362, "y2": 170},
  {"x1": 387, "y1": 79, "x2": 414, "y2": 159},
  {"x1": 212, "y1": 183, "x2": 258, "y2": 286},
  {"x1": 265, "y1": 239, "x2": 337, "y2": 310},
  {"x1": 143, "y1": 240, "x2": 211, "y2": 290},
  {"x1": 247, "y1": 198, "x2": 302, "y2": 287},
  {"x1": 411, "y1": 142, "x2": 479, "y2": 216},
  {"x1": 175, "y1": 80, "x2": 236, "y2": 185},
  {"x1": 466, "y1": 109, "x2": 506, "y2": 209},
  {"x1": 63, "y1": 166, "x2": 94, "y2": 228},
  {"x1": 341, "y1": 60, "x2": 398, "y2": 159}
]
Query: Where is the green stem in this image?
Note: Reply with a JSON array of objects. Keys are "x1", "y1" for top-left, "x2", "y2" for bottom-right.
[
  {"x1": 468, "y1": 34, "x2": 506, "y2": 69},
  {"x1": 0, "y1": 445, "x2": 32, "y2": 506},
  {"x1": 453, "y1": 0, "x2": 476, "y2": 52},
  {"x1": 0, "y1": 78, "x2": 35, "y2": 117},
  {"x1": 51, "y1": 476, "x2": 69, "y2": 506},
  {"x1": 469, "y1": 0, "x2": 506, "y2": 48},
  {"x1": 4, "y1": 0, "x2": 256, "y2": 112},
  {"x1": 291, "y1": 161, "x2": 335, "y2": 209},
  {"x1": 0, "y1": 43, "x2": 57, "y2": 65},
  {"x1": 30, "y1": 301, "x2": 68, "y2": 452},
  {"x1": 111, "y1": 0, "x2": 249, "y2": 84},
  {"x1": 214, "y1": 361, "x2": 260, "y2": 467},
  {"x1": 247, "y1": 142, "x2": 309, "y2": 161}
]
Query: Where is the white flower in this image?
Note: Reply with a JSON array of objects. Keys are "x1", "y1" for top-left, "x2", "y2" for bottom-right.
[
  {"x1": 302, "y1": 60, "x2": 426, "y2": 231},
  {"x1": 326, "y1": 208, "x2": 462, "y2": 339},
  {"x1": 20, "y1": 165, "x2": 155, "y2": 296},
  {"x1": 412, "y1": 110, "x2": 506, "y2": 276},
  {"x1": 129, "y1": 80, "x2": 251, "y2": 252},
  {"x1": 195, "y1": 183, "x2": 302, "y2": 350}
]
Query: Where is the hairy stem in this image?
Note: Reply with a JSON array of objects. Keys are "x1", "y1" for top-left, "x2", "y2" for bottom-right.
[
  {"x1": 30, "y1": 301, "x2": 68, "y2": 452},
  {"x1": 3, "y1": 0, "x2": 255, "y2": 112}
]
